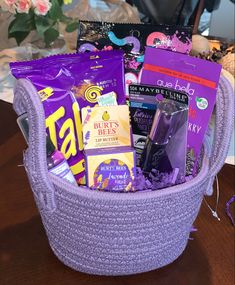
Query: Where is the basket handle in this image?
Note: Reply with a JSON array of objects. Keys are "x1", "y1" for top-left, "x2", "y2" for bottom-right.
[
  {"x1": 205, "y1": 75, "x2": 234, "y2": 195},
  {"x1": 13, "y1": 78, "x2": 56, "y2": 212}
]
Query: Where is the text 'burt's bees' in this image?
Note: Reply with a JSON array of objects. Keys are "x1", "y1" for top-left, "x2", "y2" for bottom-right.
[
  {"x1": 82, "y1": 105, "x2": 131, "y2": 150},
  {"x1": 94, "y1": 121, "x2": 119, "y2": 135}
]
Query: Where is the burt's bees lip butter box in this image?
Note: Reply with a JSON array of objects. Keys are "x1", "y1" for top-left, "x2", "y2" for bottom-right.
[
  {"x1": 85, "y1": 147, "x2": 136, "y2": 191},
  {"x1": 81, "y1": 105, "x2": 132, "y2": 150}
]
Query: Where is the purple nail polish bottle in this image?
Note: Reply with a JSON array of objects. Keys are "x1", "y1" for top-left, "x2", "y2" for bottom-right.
[{"x1": 140, "y1": 101, "x2": 176, "y2": 174}]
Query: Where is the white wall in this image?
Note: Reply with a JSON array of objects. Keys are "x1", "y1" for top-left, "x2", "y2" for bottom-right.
[{"x1": 209, "y1": 0, "x2": 235, "y2": 40}]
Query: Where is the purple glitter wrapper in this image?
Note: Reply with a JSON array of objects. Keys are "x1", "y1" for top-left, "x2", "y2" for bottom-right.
[{"x1": 77, "y1": 21, "x2": 192, "y2": 97}]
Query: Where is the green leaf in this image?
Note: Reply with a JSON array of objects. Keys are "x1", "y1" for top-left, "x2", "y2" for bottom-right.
[
  {"x1": 35, "y1": 16, "x2": 52, "y2": 36},
  {"x1": 8, "y1": 31, "x2": 30, "y2": 45},
  {"x1": 8, "y1": 11, "x2": 35, "y2": 45},
  {"x1": 48, "y1": 0, "x2": 63, "y2": 20},
  {"x1": 59, "y1": 14, "x2": 73, "y2": 23},
  {"x1": 196, "y1": 97, "x2": 202, "y2": 103},
  {"x1": 8, "y1": 13, "x2": 34, "y2": 33},
  {"x1": 65, "y1": 21, "x2": 78, "y2": 33},
  {"x1": 44, "y1": 27, "x2": 59, "y2": 47}
]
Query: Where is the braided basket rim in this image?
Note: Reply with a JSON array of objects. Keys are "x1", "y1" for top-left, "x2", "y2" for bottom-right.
[{"x1": 48, "y1": 155, "x2": 210, "y2": 201}]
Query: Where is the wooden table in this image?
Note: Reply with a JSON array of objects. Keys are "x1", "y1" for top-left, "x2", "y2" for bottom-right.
[{"x1": 0, "y1": 100, "x2": 234, "y2": 285}]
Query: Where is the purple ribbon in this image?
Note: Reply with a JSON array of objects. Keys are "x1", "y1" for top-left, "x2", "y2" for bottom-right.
[{"x1": 226, "y1": 195, "x2": 235, "y2": 226}]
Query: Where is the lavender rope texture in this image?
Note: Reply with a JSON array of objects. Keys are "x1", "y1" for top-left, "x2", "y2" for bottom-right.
[{"x1": 12, "y1": 76, "x2": 234, "y2": 276}]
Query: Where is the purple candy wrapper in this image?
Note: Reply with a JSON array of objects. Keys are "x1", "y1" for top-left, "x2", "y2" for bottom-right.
[
  {"x1": 10, "y1": 51, "x2": 126, "y2": 184},
  {"x1": 141, "y1": 48, "x2": 222, "y2": 175},
  {"x1": 10, "y1": 57, "x2": 85, "y2": 183},
  {"x1": 69, "y1": 50, "x2": 126, "y2": 108}
]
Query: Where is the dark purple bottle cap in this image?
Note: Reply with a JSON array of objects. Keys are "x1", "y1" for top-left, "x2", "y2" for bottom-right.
[{"x1": 149, "y1": 101, "x2": 179, "y2": 144}]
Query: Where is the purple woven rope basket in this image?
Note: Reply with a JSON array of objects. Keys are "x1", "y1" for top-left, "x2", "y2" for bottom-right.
[{"x1": 13, "y1": 76, "x2": 234, "y2": 276}]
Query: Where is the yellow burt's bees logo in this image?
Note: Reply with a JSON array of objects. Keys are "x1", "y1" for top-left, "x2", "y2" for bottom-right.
[
  {"x1": 94, "y1": 111, "x2": 119, "y2": 135},
  {"x1": 102, "y1": 111, "x2": 110, "y2": 121},
  {"x1": 38, "y1": 87, "x2": 54, "y2": 102},
  {"x1": 82, "y1": 105, "x2": 131, "y2": 150}
]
